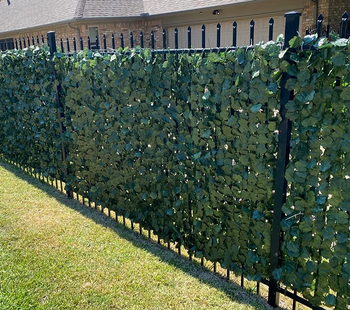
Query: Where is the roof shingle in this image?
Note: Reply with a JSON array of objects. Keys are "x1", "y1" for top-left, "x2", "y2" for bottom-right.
[{"x1": 82, "y1": 0, "x2": 145, "y2": 18}]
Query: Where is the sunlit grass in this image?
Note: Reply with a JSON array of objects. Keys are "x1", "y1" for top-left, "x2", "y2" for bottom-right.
[{"x1": 0, "y1": 162, "x2": 275, "y2": 310}]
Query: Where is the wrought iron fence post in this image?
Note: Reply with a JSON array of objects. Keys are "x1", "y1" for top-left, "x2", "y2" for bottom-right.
[
  {"x1": 268, "y1": 11, "x2": 301, "y2": 308},
  {"x1": 47, "y1": 31, "x2": 72, "y2": 199}
]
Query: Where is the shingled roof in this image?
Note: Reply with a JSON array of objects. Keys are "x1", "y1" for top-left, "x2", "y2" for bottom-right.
[
  {"x1": 144, "y1": 0, "x2": 253, "y2": 16},
  {"x1": 0, "y1": 0, "x2": 252, "y2": 34},
  {"x1": 0, "y1": 0, "x2": 80, "y2": 33}
]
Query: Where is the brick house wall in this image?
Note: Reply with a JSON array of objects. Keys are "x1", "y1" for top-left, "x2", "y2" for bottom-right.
[
  {"x1": 9, "y1": 19, "x2": 164, "y2": 51},
  {"x1": 303, "y1": 0, "x2": 349, "y2": 34},
  {"x1": 328, "y1": 0, "x2": 350, "y2": 34}
]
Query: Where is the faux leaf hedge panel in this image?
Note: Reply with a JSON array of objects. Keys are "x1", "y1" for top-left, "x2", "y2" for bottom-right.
[
  {"x1": 61, "y1": 44, "x2": 282, "y2": 280},
  {"x1": 1, "y1": 38, "x2": 349, "y2": 308},
  {"x1": 0, "y1": 47, "x2": 63, "y2": 177},
  {"x1": 281, "y1": 38, "x2": 350, "y2": 309}
]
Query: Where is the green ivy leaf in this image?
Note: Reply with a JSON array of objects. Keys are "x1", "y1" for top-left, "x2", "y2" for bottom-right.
[{"x1": 250, "y1": 103, "x2": 262, "y2": 113}]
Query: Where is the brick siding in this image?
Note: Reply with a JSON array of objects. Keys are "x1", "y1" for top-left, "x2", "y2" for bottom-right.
[
  {"x1": 9, "y1": 19, "x2": 164, "y2": 51},
  {"x1": 303, "y1": 0, "x2": 349, "y2": 34}
]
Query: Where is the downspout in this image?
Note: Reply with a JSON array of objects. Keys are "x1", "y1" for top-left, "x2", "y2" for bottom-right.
[
  {"x1": 70, "y1": 0, "x2": 87, "y2": 39},
  {"x1": 68, "y1": 22, "x2": 81, "y2": 39},
  {"x1": 311, "y1": 0, "x2": 319, "y2": 24}
]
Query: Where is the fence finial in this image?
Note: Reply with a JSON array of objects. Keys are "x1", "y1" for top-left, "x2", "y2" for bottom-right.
[
  {"x1": 269, "y1": 18, "x2": 274, "y2": 41},
  {"x1": 201, "y1": 24, "x2": 206, "y2": 48},
  {"x1": 250, "y1": 20, "x2": 255, "y2": 45},
  {"x1": 317, "y1": 13, "x2": 324, "y2": 37},
  {"x1": 341, "y1": 11, "x2": 349, "y2": 38}
]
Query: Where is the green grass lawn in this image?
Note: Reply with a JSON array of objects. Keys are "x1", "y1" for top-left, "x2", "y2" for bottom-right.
[{"x1": 0, "y1": 162, "x2": 275, "y2": 310}]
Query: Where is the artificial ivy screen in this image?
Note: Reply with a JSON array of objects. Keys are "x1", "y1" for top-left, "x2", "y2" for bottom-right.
[{"x1": 0, "y1": 36, "x2": 349, "y2": 309}]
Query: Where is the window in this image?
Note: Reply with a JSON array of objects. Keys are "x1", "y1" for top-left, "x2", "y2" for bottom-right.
[{"x1": 88, "y1": 27, "x2": 99, "y2": 49}]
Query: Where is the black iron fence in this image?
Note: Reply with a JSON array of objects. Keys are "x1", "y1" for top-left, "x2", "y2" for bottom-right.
[
  {"x1": 0, "y1": 12, "x2": 347, "y2": 54},
  {"x1": 1, "y1": 10, "x2": 350, "y2": 310}
]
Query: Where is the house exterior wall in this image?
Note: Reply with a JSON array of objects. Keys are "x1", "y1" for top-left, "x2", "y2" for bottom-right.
[
  {"x1": 328, "y1": 0, "x2": 350, "y2": 34},
  {"x1": 0, "y1": 19, "x2": 164, "y2": 50},
  {"x1": 303, "y1": 0, "x2": 350, "y2": 34},
  {"x1": 162, "y1": 0, "x2": 304, "y2": 48}
]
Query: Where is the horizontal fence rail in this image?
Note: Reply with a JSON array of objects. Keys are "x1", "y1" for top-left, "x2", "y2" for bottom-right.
[{"x1": 0, "y1": 10, "x2": 349, "y2": 310}]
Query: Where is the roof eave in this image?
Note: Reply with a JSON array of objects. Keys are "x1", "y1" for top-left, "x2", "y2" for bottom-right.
[{"x1": 0, "y1": 18, "x2": 78, "y2": 37}]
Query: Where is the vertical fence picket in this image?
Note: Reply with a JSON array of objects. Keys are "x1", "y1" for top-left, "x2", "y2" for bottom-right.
[
  {"x1": 60, "y1": 38, "x2": 64, "y2": 52},
  {"x1": 31, "y1": 36, "x2": 35, "y2": 46},
  {"x1": 250, "y1": 20, "x2": 255, "y2": 45},
  {"x1": 130, "y1": 32, "x2": 134, "y2": 48},
  {"x1": 19, "y1": 38, "x2": 22, "y2": 49},
  {"x1": 95, "y1": 35, "x2": 99, "y2": 49},
  {"x1": 27, "y1": 36, "x2": 30, "y2": 47},
  {"x1": 79, "y1": 37, "x2": 83, "y2": 50},
  {"x1": 267, "y1": 11, "x2": 301, "y2": 308},
  {"x1": 15, "y1": 39, "x2": 18, "y2": 50},
  {"x1": 232, "y1": 22, "x2": 237, "y2": 47},
  {"x1": 201, "y1": 24, "x2": 205, "y2": 48},
  {"x1": 66, "y1": 38, "x2": 70, "y2": 52},
  {"x1": 88, "y1": 36, "x2": 91, "y2": 50},
  {"x1": 162, "y1": 28, "x2": 166, "y2": 49},
  {"x1": 187, "y1": 26, "x2": 191, "y2": 48},
  {"x1": 292, "y1": 291, "x2": 297, "y2": 310},
  {"x1": 41, "y1": 35, "x2": 44, "y2": 46},
  {"x1": 326, "y1": 24, "x2": 331, "y2": 37},
  {"x1": 151, "y1": 30, "x2": 155, "y2": 49},
  {"x1": 36, "y1": 36, "x2": 40, "y2": 46},
  {"x1": 23, "y1": 38, "x2": 26, "y2": 48},
  {"x1": 269, "y1": 18, "x2": 274, "y2": 41},
  {"x1": 217, "y1": 23, "x2": 221, "y2": 47},
  {"x1": 120, "y1": 33, "x2": 124, "y2": 49},
  {"x1": 112, "y1": 33, "x2": 115, "y2": 50},
  {"x1": 341, "y1": 11, "x2": 349, "y2": 38},
  {"x1": 174, "y1": 28, "x2": 179, "y2": 49},
  {"x1": 73, "y1": 37, "x2": 77, "y2": 52},
  {"x1": 317, "y1": 14, "x2": 324, "y2": 37},
  {"x1": 103, "y1": 34, "x2": 107, "y2": 50},
  {"x1": 336, "y1": 11, "x2": 348, "y2": 88},
  {"x1": 140, "y1": 31, "x2": 144, "y2": 48}
]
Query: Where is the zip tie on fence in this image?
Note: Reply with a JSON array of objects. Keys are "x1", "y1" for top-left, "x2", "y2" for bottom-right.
[{"x1": 285, "y1": 212, "x2": 304, "y2": 221}]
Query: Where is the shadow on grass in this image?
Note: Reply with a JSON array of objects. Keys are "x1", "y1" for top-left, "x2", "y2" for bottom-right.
[{"x1": 1, "y1": 161, "x2": 286, "y2": 310}]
